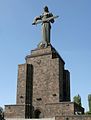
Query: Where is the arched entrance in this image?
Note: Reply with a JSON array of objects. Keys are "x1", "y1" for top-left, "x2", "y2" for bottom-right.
[{"x1": 34, "y1": 109, "x2": 43, "y2": 118}]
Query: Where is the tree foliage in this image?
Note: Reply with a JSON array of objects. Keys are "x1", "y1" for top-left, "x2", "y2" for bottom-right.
[
  {"x1": 88, "y1": 94, "x2": 91, "y2": 112},
  {"x1": 73, "y1": 94, "x2": 82, "y2": 106},
  {"x1": 0, "y1": 107, "x2": 4, "y2": 120}
]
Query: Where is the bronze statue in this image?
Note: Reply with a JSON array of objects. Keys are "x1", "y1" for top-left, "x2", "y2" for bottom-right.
[{"x1": 32, "y1": 6, "x2": 58, "y2": 48}]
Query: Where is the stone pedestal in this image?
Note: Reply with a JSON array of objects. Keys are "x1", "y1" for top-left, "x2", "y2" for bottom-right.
[{"x1": 4, "y1": 46, "x2": 75, "y2": 119}]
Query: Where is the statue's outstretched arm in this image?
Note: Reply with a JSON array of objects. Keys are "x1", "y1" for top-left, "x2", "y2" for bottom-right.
[{"x1": 32, "y1": 15, "x2": 42, "y2": 25}]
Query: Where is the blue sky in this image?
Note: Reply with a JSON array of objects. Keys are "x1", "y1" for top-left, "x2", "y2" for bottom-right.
[{"x1": 0, "y1": 0, "x2": 91, "y2": 112}]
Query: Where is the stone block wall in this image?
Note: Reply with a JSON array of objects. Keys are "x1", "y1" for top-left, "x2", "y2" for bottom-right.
[
  {"x1": 45, "y1": 102, "x2": 74, "y2": 117},
  {"x1": 44, "y1": 102, "x2": 84, "y2": 118},
  {"x1": 4, "y1": 46, "x2": 71, "y2": 119},
  {"x1": 25, "y1": 46, "x2": 66, "y2": 116},
  {"x1": 16, "y1": 64, "x2": 27, "y2": 104},
  {"x1": 5, "y1": 105, "x2": 25, "y2": 118},
  {"x1": 55, "y1": 115, "x2": 91, "y2": 120}
]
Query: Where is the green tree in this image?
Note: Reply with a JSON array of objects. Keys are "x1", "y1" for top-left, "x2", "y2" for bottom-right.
[
  {"x1": 73, "y1": 94, "x2": 82, "y2": 106},
  {"x1": 88, "y1": 94, "x2": 91, "y2": 112},
  {"x1": 0, "y1": 107, "x2": 4, "y2": 120}
]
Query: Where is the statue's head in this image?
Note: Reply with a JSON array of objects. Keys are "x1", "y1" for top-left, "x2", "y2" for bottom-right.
[{"x1": 44, "y1": 6, "x2": 49, "y2": 12}]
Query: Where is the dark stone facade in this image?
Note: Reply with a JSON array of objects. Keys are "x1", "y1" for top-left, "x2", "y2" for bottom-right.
[{"x1": 4, "y1": 45, "x2": 91, "y2": 120}]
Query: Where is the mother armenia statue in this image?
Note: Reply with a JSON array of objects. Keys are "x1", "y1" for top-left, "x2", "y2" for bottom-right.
[{"x1": 32, "y1": 6, "x2": 58, "y2": 48}]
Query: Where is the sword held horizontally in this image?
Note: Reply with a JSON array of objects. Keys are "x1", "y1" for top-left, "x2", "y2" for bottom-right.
[{"x1": 32, "y1": 15, "x2": 59, "y2": 25}]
